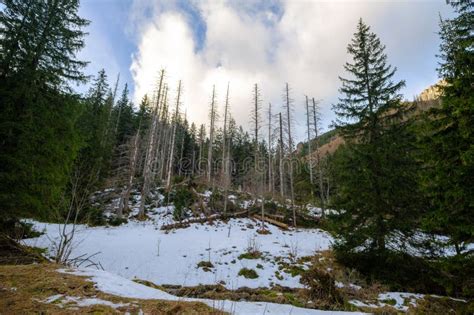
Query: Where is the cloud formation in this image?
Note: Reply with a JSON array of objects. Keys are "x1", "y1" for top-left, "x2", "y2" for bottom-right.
[{"x1": 130, "y1": 0, "x2": 452, "y2": 142}]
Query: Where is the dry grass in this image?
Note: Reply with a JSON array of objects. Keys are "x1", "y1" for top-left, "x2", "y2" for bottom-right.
[{"x1": 0, "y1": 263, "x2": 224, "y2": 314}]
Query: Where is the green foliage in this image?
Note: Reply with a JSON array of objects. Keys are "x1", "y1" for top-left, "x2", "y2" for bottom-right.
[
  {"x1": 173, "y1": 186, "x2": 193, "y2": 221},
  {"x1": 0, "y1": 0, "x2": 88, "y2": 223},
  {"x1": 112, "y1": 84, "x2": 135, "y2": 145},
  {"x1": 329, "y1": 20, "x2": 422, "y2": 254},
  {"x1": 107, "y1": 216, "x2": 128, "y2": 227},
  {"x1": 419, "y1": 1, "x2": 474, "y2": 255},
  {"x1": 238, "y1": 251, "x2": 262, "y2": 260},
  {"x1": 238, "y1": 268, "x2": 259, "y2": 279}
]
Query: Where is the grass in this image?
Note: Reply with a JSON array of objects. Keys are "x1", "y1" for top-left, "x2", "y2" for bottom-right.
[
  {"x1": 0, "y1": 263, "x2": 223, "y2": 314},
  {"x1": 197, "y1": 260, "x2": 215, "y2": 272},
  {"x1": 238, "y1": 268, "x2": 259, "y2": 279},
  {"x1": 238, "y1": 251, "x2": 262, "y2": 260}
]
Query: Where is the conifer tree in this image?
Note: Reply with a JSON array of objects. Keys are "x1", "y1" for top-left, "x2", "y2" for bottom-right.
[
  {"x1": 421, "y1": 1, "x2": 473, "y2": 255},
  {"x1": 0, "y1": 0, "x2": 89, "y2": 222},
  {"x1": 330, "y1": 19, "x2": 419, "y2": 254}
]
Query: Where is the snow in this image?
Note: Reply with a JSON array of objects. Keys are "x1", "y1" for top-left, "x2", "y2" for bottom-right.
[
  {"x1": 378, "y1": 292, "x2": 424, "y2": 312},
  {"x1": 24, "y1": 217, "x2": 333, "y2": 289},
  {"x1": 58, "y1": 267, "x2": 367, "y2": 315},
  {"x1": 39, "y1": 292, "x2": 130, "y2": 309}
]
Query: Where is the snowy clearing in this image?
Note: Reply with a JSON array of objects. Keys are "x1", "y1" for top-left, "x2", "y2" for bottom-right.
[
  {"x1": 58, "y1": 267, "x2": 367, "y2": 315},
  {"x1": 24, "y1": 214, "x2": 333, "y2": 289}
]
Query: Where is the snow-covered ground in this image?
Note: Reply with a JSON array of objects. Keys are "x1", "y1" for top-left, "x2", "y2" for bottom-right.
[
  {"x1": 24, "y1": 213, "x2": 333, "y2": 289},
  {"x1": 54, "y1": 267, "x2": 366, "y2": 315}
]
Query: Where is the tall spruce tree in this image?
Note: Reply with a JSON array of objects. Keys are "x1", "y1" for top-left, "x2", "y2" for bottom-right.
[
  {"x1": 330, "y1": 19, "x2": 420, "y2": 254},
  {"x1": 0, "y1": 0, "x2": 89, "y2": 222},
  {"x1": 421, "y1": 1, "x2": 473, "y2": 255}
]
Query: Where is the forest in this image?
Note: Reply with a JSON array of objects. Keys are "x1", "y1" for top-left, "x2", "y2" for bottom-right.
[{"x1": 0, "y1": 0, "x2": 472, "y2": 314}]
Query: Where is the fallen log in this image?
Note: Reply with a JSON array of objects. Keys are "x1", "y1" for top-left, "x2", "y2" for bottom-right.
[
  {"x1": 253, "y1": 214, "x2": 289, "y2": 230},
  {"x1": 161, "y1": 209, "x2": 250, "y2": 230}
]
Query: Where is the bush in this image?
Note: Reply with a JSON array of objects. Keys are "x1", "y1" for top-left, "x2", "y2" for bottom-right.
[
  {"x1": 0, "y1": 219, "x2": 43, "y2": 239},
  {"x1": 173, "y1": 187, "x2": 194, "y2": 221},
  {"x1": 107, "y1": 216, "x2": 128, "y2": 226},
  {"x1": 238, "y1": 268, "x2": 259, "y2": 279},
  {"x1": 300, "y1": 267, "x2": 343, "y2": 306},
  {"x1": 333, "y1": 249, "x2": 447, "y2": 295}
]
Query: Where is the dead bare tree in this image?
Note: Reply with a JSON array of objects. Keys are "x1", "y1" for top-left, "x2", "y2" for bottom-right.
[
  {"x1": 198, "y1": 124, "x2": 206, "y2": 176},
  {"x1": 278, "y1": 112, "x2": 285, "y2": 198},
  {"x1": 166, "y1": 80, "x2": 182, "y2": 189},
  {"x1": 306, "y1": 96, "x2": 314, "y2": 189},
  {"x1": 312, "y1": 97, "x2": 326, "y2": 217},
  {"x1": 207, "y1": 85, "x2": 217, "y2": 184},
  {"x1": 267, "y1": 103, "x2": 273, "y2": 194},
  {"x1": 283, "y1": 83, "x2": 296, "y2": 227},
  {"x1": 222, "y1": 83, "x2": 231, "y2": 215},
  {"x1": 138, "y1": 70, "x2": 165, "y2": 219},
  {"x1": 117, "y1": 129, "x2": 141, "y2": 218},
  {"x1": 51, "y1": 165, "x2": 102, "y2": 268}
]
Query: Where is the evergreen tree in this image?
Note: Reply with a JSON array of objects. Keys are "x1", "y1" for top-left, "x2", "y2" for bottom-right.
[
  {"x1": 0, "y1": 0, "x2": 89, "y2": 222},
  {"x1": 113, "y1": 84, "x2": 135, "y2": 145},
  {"x1": 421, "y1": 1, "x2": 473, "y2": 255},
  {"x1": 330, "y1": 19, "x2": 420, "y2": 254},
  {"x1": 75, "y1": 70, "x2": 112, "y2": 193}
]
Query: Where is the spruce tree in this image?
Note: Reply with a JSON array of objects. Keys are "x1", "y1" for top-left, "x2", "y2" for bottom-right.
[
  {"x1": 421, "y1": 1, "x2": 473, "y2": 255},
  {"x1": 0, "y1": 0, "x2": 89, "y2": 222},
  {"x1": 113, "y1": 84, "x2": 135, "y2": 145},
  {"x1": 330, "y1": 19, "x2": 420, "y2": 254}
]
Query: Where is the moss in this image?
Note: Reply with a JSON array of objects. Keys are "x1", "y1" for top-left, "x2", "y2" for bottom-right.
[
  {"x1": 238, "y1": 251, "x2": 262, "y2": 260},
  {"x1": 238, "y1": 268, "x2": 259, "y2": 279},
  {"x1": 256, "y1": 263, "x2": 264, "y2": 269}
]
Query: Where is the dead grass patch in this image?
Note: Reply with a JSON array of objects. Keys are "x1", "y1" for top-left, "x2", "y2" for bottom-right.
[{"x1": 0, "y1": 263, "x2": 224, "y2": 314}]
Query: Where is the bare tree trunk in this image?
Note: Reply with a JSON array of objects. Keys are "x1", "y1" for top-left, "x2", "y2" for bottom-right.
[
  {"x1": 285, "y1": 83, "x2": 296, "y2": 227},
  {"x1": 166, "y1": 80, "x2": 182, "y2": 189},
  {"x1": 306, "y1": 96, "x2": 314, "y2": 188},
  {"x1": 118, "y1": 129, "x2": 140, "y2": 218},
  {"x1": 312, "y1": 97, "x2": 325, "y2": 217},
  {"x1": 268, "y1": 103, "x2": 273, "y2": 194},
  {"x1": 207, "y1": 86, "x2": 217, "y2": 184},
  {"x1": 279, "y1": 112, "x2": 285, "y2": 198},
  {"x1": 138, "y1": 70, "x2": 164, "y2": 220},
  {"x1": 222, "y1": 82, "x2": 229, "y2": 178},
  {"x1": 222, "y1": 83, "x2": 230, "y2": 215},
  {"x1": 178, "y1": 120, "x2": 185, "y2": 177}
]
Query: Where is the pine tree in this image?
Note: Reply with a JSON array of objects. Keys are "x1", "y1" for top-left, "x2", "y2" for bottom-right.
[
  {"x1": 330, "y1": 19, "x2": 420, "y2": 254},
  {"x1": 421, "y1": 1, "x2": 473, "y2": 255}
]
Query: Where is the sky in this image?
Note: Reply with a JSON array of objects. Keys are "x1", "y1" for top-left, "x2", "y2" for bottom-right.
[{"x1": 77, "y1": 0, "x2": 455, "y2": 143}]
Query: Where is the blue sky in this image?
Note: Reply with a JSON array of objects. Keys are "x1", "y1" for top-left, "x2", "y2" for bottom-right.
[{"x1": 77, "y1": 0, "x2": 455, "y2": 142}]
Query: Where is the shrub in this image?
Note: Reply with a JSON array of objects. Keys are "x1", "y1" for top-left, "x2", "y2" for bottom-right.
[
  {"x1": 108, "y1": 216, "x2": 128, "y2": 226},
  {"x1": 173, "y1": 187, "x2": 193, "y2": 221},
  {"x1": 300, "y1": 267, "x2": 343, "y2": 306}
]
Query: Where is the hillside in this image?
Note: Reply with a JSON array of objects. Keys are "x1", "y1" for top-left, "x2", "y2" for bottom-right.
[{"x1": 299, "y1": 82, "x2": 444, "y2": 161}]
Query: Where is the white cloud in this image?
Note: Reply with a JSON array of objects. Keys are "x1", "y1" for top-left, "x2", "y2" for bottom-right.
[{"x1": 129, "y1": 0, "x2": 452, "y2": 142}]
